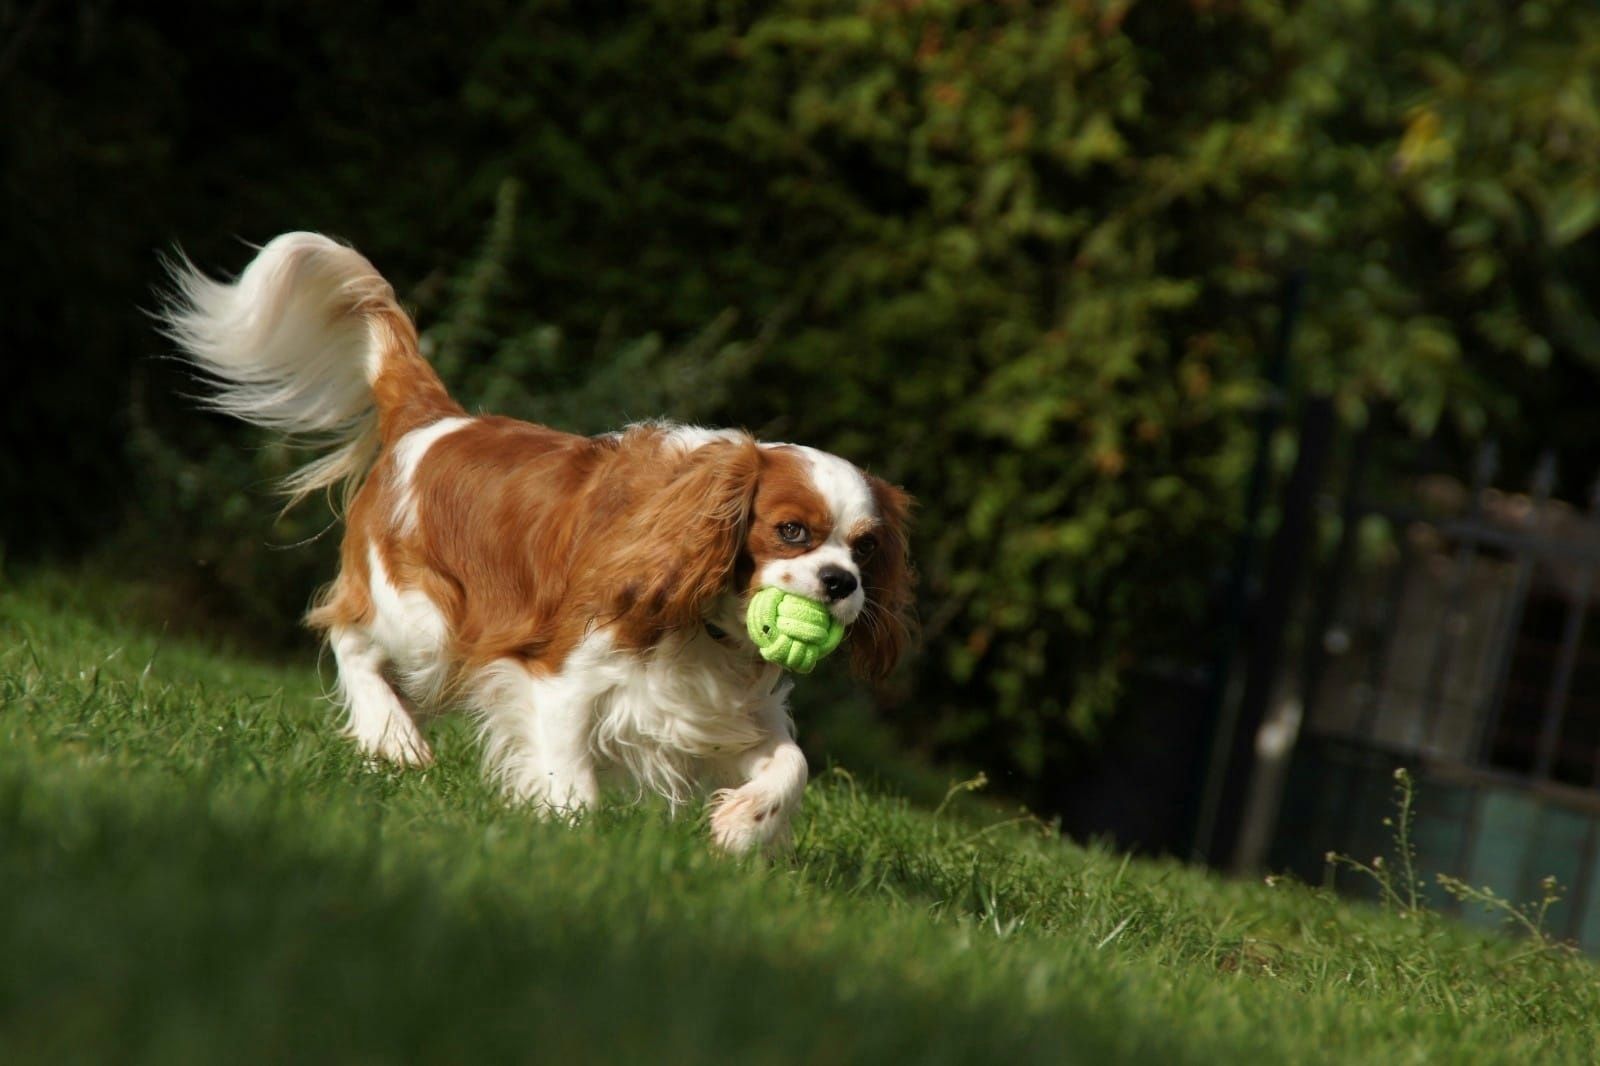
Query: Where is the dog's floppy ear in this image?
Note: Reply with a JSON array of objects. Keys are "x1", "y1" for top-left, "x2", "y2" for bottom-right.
[
  {"x1": 849, "y1": 475, "x2": 916, "y2": 682},
  {"x1": 611, "y1": 437, "x2": 762, "y2": 634}
]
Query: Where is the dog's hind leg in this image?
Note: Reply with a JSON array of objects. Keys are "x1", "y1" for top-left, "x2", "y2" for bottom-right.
[{"x1": 330, "y1": 624, "x2": 434, "y2": 767}]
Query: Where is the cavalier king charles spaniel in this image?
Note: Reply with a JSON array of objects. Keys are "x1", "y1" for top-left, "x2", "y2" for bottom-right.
[{"x1": 161, "y1": 233, "x2": 914, "y2": 853}]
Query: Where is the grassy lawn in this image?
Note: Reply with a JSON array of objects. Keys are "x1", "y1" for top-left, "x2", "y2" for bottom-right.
[{"x1": 3, "y1": 571, "x2": 1598, "y2": 1064}]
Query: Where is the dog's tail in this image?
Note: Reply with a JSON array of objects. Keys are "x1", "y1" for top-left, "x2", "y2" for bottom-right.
[{"x1": 158, "y1": 232, "x2": 461, "y2": 508}]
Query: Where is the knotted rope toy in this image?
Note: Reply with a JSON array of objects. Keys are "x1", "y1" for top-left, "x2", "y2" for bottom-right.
[{"x1": 746, "y1": 587, "x2": 846, "y2": 673}]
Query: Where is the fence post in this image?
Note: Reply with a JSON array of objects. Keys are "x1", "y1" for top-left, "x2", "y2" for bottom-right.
[
  {"x1": 1416, "y1": 442, "x2": 1500, "y2": 751},
  {"x1": 1297, "y1": 423, "x2": 1373, "y2": 730},
  {"x1": 1533, "y1": 469, "x2": 1600, "y2": 779},
  {"x1": 1210, "y1": 394, "x2": 1336, "y2": 871},
  {"x1": 1191, "y1": 272, "x2": 1302, "y2": 863},
  {"x1": 1473, "y1": 451, "x2": 1557, "y2": 766}
]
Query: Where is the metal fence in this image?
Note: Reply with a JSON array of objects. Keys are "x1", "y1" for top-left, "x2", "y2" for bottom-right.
[{"x1": 1271, "y1": 442, "x2": 1600, "y2": 948}]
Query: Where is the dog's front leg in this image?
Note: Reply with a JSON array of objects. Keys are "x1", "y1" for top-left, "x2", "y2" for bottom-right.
[
  {"x1": 708, "y1": 702, "x2": 808, "y2": 855},
  {"x1": 475, "y1": 659, "x2": 599, "y2": 817}
]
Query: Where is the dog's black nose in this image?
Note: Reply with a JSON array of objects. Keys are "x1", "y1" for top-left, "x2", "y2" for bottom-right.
[{"x1": 819, "y1": 565, "x2": 859, "y2": 602}]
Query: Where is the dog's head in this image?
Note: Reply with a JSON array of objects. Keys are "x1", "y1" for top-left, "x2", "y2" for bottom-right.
[
  {"x1": 622, "y1": 431, "x2": 916, "y2": 680},
  {"x1": 740, "y1": 445, "x2": 915, "y2": 680}
]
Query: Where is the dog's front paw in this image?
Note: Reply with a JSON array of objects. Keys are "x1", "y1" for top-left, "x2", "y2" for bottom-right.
[
  {"x1": 499, "y1": 763, "x2": 599, "y2": 823},
  {"x1": 353, "y1": 721, "x2": 435, "y2": 768},
  {"x1": 708, "y1": 786, "x2": 791, "y2": 855}
]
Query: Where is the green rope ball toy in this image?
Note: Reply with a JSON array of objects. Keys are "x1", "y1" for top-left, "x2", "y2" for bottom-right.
[{"x1": 746, "y1": 587, "x2": 846, "y2": 674}]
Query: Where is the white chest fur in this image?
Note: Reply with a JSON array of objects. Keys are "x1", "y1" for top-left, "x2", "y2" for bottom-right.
[{"x1": 584, "y1": 628, "x2": 792, "y2": 803}]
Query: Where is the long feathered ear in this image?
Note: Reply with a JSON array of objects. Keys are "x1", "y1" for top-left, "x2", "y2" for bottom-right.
[
  {"x1": 850, "y1": 475, "x2": 917, "y2": 682},
  {"x1": 611, "y1": 438, "x2": 762, "y2": 634}
]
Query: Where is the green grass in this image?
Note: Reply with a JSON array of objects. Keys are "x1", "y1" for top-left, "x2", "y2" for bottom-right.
[{"x1": 4, "y1": 570, "x2": 1599, "y2": 1064}]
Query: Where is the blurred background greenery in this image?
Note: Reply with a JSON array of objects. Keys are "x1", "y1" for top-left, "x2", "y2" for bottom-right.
[{"x1": 6, "y1": 0, "x2": 1599, "y2": 825}]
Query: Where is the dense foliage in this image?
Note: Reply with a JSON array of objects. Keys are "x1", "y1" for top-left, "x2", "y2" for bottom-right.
[{"x1": 8, "y1": 0, "x2": 1600, "y2": 803}]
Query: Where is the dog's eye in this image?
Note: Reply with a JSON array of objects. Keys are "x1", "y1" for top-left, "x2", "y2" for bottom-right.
[
  {"x1": 853, "y1": 534, "x2": 878, "y2": 562},
  {"x1": 777, "y1": 521, "x2": 808, "y2": 545}
]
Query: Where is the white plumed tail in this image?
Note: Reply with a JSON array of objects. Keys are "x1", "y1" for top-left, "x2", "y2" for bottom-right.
[{"x1": 158, "y1": 232, "x2": 399, "y2": 508}]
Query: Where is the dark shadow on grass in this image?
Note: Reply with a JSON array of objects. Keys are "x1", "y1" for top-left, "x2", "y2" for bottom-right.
[{"x1": 0, "y1": 763, "x2": 1194, "y2": 1066}]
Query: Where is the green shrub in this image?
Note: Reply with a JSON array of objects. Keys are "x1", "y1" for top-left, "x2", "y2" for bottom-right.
[{"x1": 18, "y1": 0, "x2": 1600, "y2": 804}]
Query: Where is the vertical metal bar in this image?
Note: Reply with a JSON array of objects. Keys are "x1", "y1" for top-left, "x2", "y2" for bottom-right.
[
  {"x1": 1219, "y1": 395, "x2": 1338, "y2": 872},
  {"x1": 1416, "y1": 443, "x2": 1499, "y2": 752},
  {"x1": 1474, "y1": 451, "x2": 1558, "y2": 767},
  {"x1": 1563, "y1": 817, "x2": 1599, "y2": 945},
  {"x1": 1447, "y1": 786, "x2": 1484, "y2": 920},
  {"x1": 1533, "y1": 470, "x2": 1600, "y2": 780},
  {"x1": 1353, "y1": 533, "x2": 1410, "y2": 740},
  {"x1": 1591, "y1": 690, "x2": 1600, "y2": 789},
  {"x1": 1300, "y1": 425, "x2": 1373, "y2": 731},
  {"x1": 1192, "y1": 271, "x2": 1305, "y2": 863}
]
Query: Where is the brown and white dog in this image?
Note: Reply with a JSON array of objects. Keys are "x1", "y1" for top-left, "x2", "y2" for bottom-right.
[{"x1": 161, "y1": 233, "x2": 913, "y2": 852}]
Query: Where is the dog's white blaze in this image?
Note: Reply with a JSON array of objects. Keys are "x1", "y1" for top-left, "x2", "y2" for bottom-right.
[
  {"x1": 754, "y1": 445, "x2": 876, "y2": 622},
  {"x1": 794, "y1": 445, "x2": 877, "y2": 536}
]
